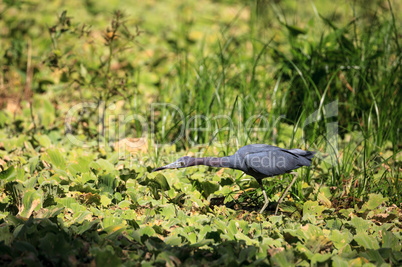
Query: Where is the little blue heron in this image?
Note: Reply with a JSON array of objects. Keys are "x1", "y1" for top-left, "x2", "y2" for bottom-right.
[{"x1": 153, "y1": 144, "x2": 316, "y2": 214}]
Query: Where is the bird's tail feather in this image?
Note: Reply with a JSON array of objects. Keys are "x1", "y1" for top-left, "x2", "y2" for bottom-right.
[
  {"x1": 304, "y1": 151, "x2": 316, "y2": 160},
  {"x1": 288, "y1": 149, "x2": 316, "y2": 166}
]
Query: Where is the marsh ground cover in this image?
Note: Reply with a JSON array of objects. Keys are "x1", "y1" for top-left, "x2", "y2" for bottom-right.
[{"x1": 0, "y1": 0, "x2": 401, "y2": 265}]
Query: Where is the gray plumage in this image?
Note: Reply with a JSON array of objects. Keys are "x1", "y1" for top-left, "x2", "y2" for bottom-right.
[{"x1": 153, "y1": 144, "x2": 316, "y2": 213}]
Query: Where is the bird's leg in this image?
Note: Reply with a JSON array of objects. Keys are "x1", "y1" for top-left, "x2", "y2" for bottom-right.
[
  {"x1": 275, "y1": 172, "x2": 299, "y2": 215},
  {"x1": 259, "y1": 183, "x2": 269, "y2": 214}
]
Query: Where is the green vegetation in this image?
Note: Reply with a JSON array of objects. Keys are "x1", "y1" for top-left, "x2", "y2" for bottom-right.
[{"x1": 0, "y1": 0, "x2": 401, "y2": 265}]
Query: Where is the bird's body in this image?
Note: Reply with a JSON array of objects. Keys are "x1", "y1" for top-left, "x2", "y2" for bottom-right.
[{"x1": 153, "y1": 144, "x2": 315, "y2": 213}]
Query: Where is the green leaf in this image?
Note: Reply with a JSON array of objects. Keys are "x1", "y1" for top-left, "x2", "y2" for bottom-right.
[
  {"x1": 80, "y1": 63, "x2": 88, "y2": 79},
  {"x1": 101, "y1": 195, "x2": 112, "y2": 207},
  {"x1": 201, "y1": 181, "x2": 219, "y2": 199},
  {"x1": 227, "y1": 220, "x2": 237, "y2": 236},
  {"x1": 13, "y1": 241, "x2": 38, "y2": 255},
  {"x1": 68, "y1": 156, "x2": 92, "y2": 175},
  {"x1": 329, "y1": 229, "x2": 353, "y2": 250},
  {"x1": 186, "y1": 232, "x2": 197, "y2": 244},
  {"x1": 33, "y1": 97, "x2": 56, "y2": 128},
  {"x1": 99, "y1": 174, "x2": 117, "y2": 192},
  {"x1": 156, "y1": 251, "x2": 181, "y2": 267},
  {"x1": 19, "y1": 189, "x2": 42, "y2": 218},
  {"x1": 155, "y1": 173, "x2": 170, "y2": 191},
  {"x1": 339, "y1": 208, "x2": 354, "y2": 219},
  {"x1": 75, "y1": 220, "x2": 99, "y2": 235},
  {"x1": 190, "y1": 239, "x2": 213, "y2": 248},
  {"x1": 0, "y1": 111, "x2": 10, "y2": 127},
  {"x1": 354, "y1": 233, "x2": 380, "y2": 250},
  {"x1": 361, "y1": 194, "x2": 387, "y2": 211},
  {"x1": 29, "y1": 156, "x2": 40, "y2": 175},
  {"x1": 285, "y1": 24, "x2": 307, "y2": 36},
  {"x1": 71, "y1": 210, "x2": 92, "y2": 225},
  {"x1": 164, "y1": 236, "x2": 182, "y2": 246},
  {"x1": 137, "y1": 226, "x2": 155, "y2": 237},
  {"x1": 360, "y1": 249, "x2": 385, "y2": 265},
  {"x1": 103, "y1": 225, "x2": 126, "y2": 235},
  {"x1": 0, "y1": 221, "x2": 12, "y2": 242},
  {"x1": 296, "y1": 243, "x2": 314, "y2": 259},
  {"x1": 44, "y1": 148, "x2": 66, "y2": 169},
  {"x1": 311, "y1": 253, "x2": 331, "y2": 264},
  {"x1": 382, "y1": 231, "x2": 402, "y2": 251},
  {"x1": 36, "y1": 134, "x2": 52, "y2": 148},
  {"x1": 5, "y1": 181, "x2": 24, "y2": 204},
  {"x1": 271, "y1": 250, "x2": 294, "y2": 266},
  {"x1": 92, "y1": 246, "x2": 121, "y2": 266},
  {"x1": 317, "y1": 191, "x2": 332, "y2": 208},
  {"x1": 35, "y1": 207, "x2": 64, "y2": 219},
  {"x1": 332, "y1": 255, "x2": 350, "y2": 267},
  {"x1": 349, "y1": 216, "x2": 372, "y2": 233},
  {"x1": 0, "y1": 166, "x2": 15, "y2": 180},
  {"x1": 91, "y1": 159, "x2": 115, "y2": 173},
  {"x1": 152, "y1": 225, "x2": 165, "y2": 235},
  {"x1": 302, "y1": 201, "x2": 326, "y2": 222}
]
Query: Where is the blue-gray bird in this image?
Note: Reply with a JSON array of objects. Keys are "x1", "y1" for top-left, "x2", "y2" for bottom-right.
[{"x1": 153, "y1": 144, "x2": 316, "y2": 214}]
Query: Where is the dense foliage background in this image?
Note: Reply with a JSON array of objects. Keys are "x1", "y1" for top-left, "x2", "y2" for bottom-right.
[{"x1": 0, "y1": 0, "x2": 401, "y2": 265}]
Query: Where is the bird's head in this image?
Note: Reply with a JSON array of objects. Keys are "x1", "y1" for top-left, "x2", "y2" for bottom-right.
[{"x1": 152, "y1": 156, "x2": 195, "y2": 172}]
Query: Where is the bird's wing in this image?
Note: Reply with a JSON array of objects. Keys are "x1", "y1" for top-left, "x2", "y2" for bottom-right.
[
  {"x1": 243, "y1": 149, "x2": 306, "y2": 178},
  {"x1": 281, "y1": 149, "x2": 315, "y2": 166}
]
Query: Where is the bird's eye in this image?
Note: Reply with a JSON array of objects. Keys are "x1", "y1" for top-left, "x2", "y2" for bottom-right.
[{"x1": 179, "y1": 162, "x2": 184, "y2": 166}]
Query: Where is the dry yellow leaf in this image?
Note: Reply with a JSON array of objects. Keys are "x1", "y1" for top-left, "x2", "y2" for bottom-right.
[{"x1": 113, "y1": 137, "x2": 148, "y2": 155}]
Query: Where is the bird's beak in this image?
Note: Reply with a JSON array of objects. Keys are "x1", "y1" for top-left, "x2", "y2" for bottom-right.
[{"x1": 152, "y1": 162, "x2": 182, "y2": 172}]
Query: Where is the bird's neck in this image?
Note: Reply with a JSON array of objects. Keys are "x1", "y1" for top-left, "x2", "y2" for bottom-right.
[{"x1": 193, "y1": 156, "x2": 233, "y2": 168}]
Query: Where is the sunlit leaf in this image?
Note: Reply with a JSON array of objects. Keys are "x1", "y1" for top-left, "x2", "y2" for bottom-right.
[
  {"x1": 0, "y1": 166, "x2": 15, "y2": 180},
  {"x1": 382, "y1": 231, "x2": 402, "y2": 252},
  {"x1": 361, "y1": 194, "x2": 387, "y2": 211},
  {"x1": 302, "y1": 201, "x2": 326, "y2": 222},
  {"x1": 36, "y1": 134, "x2": 52, "y2": 148},
  {"x1": 19, "y1": 189, "x2": 41, "y2": 218},
  {"x1": 354, "y1": 233, "x2": 380, "y2": 250},
  {"x1": 329, "y1": 229, "x2": 353, "y2": 250},
  {"x1": 44, "y1": 148, "x2": 66, "y2": 169},
  {"x1": 100, "y1": 195, "x2": 112, "y2": 207}
]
